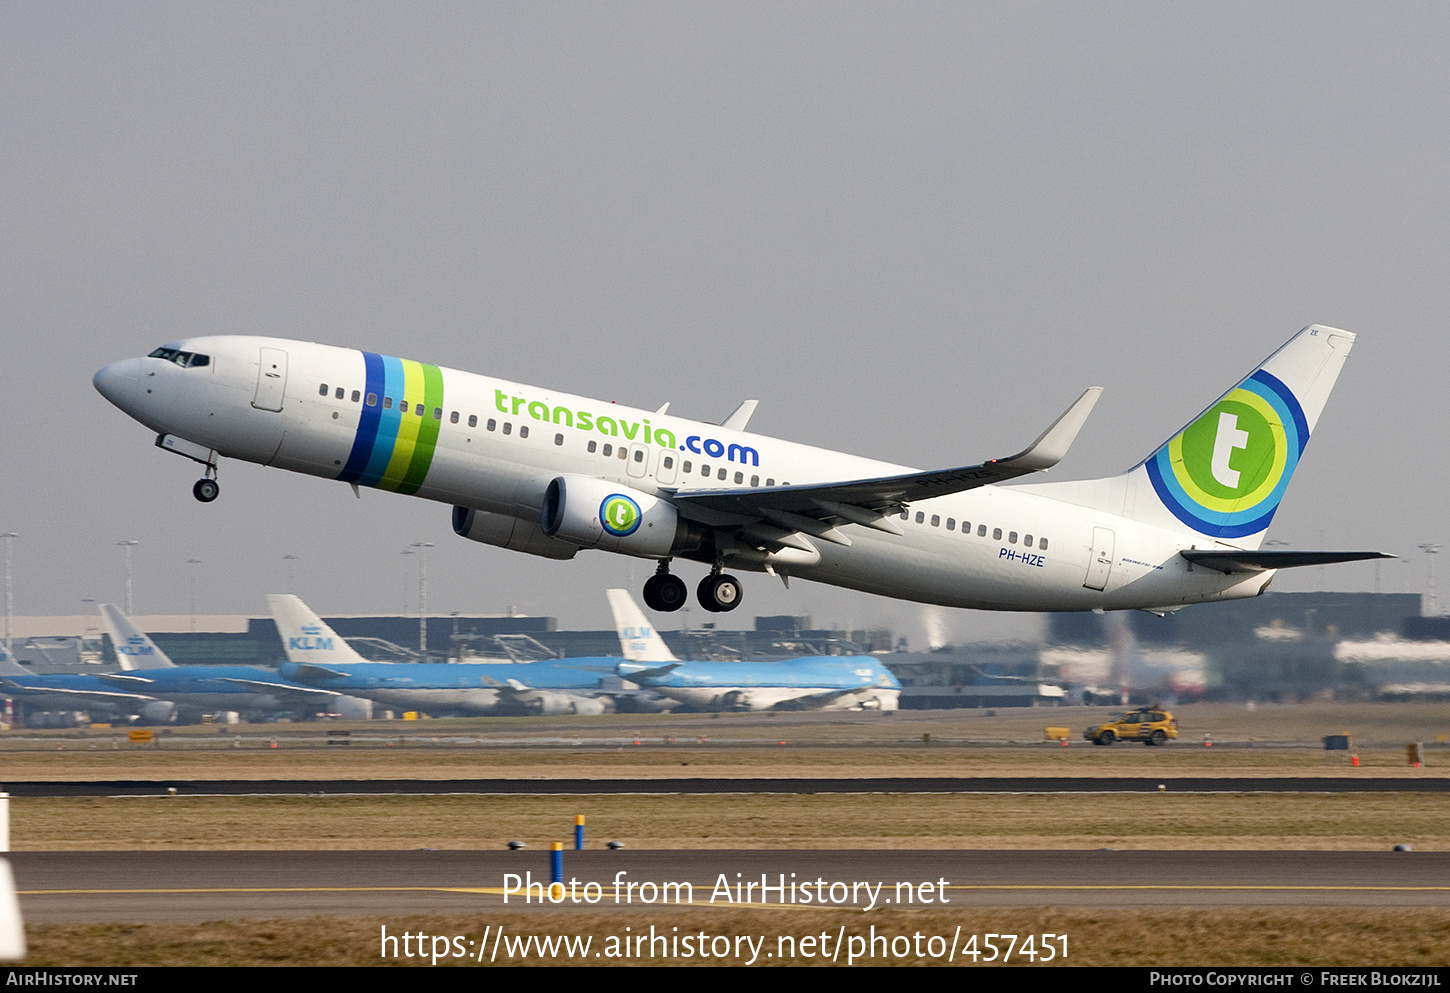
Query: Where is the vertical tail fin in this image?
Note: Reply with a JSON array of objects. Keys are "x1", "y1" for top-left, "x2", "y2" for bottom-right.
[
  {"x1": 267, "y1": 594, "x2": 370, "y2": 666},
  {"x1": 1135, "y1": 325, "x2": 1354, "y2": 546},
  {"x1": 605, "y1": 589, "x2": 678, "y2": 662},
  {"x1": 99, "y1": 604, "x2": 175, "y2": 669},
  {"x1": 1025, "y1": 325, "x2": 1355, "y2": 549}
]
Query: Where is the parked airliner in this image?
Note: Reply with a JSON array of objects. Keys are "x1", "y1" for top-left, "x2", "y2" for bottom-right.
[
  {"x1": 605, "y1": 588, "x2": 899, "y2": 711},
  {"x1": 94, "y1": 325, "x2": 1387, "y2": 615},
  {"x1": 270, "y1": 593, "x2": 639, "y2": 715}
]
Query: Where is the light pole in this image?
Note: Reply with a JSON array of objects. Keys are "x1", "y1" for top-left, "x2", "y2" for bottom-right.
[
  {"x1": 412, "y1": 542, "x2": 434, "y2": 654},
  {"x1": 117, "y1": 540, "x2": 138, "y2": 615},
  {"x1": 283, "y1": 555, "x2": 298, "y2": 594},
  {"x1": 1, "y1": 532, "x2": 15, "y2": 655},
  {"x1": 187, "y1": 559, "x2": 202, "y2": 632},
  {"x1": 1420, "y1": 544, "x2": 1442, "y2": 616}
]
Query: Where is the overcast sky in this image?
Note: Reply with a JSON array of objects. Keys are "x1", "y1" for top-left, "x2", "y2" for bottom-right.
[{"x1": 3, "y1": 3, "x2": 1446, "y2": 645}]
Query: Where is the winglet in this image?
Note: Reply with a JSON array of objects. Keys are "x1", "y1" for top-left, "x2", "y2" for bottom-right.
[
  {"x1": 99, "y1": 604, "x2": 176, "y2": 669},
  {"x1": 605, "y1": 589, "x2": 678, "y2": 662},
  {"x1": 720, "y1": 399, "x2": 759, "y2": 432},
  {"x1": 996, "y1": 387, "x2": 1102, "y2": 471}
]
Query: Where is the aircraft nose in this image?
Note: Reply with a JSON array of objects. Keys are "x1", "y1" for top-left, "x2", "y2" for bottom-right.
[{"x1": 93, "y1": 358, "x2": 141, "y2": 408}]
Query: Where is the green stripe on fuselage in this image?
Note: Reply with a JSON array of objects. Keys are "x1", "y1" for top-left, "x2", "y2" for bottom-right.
[{"x1": 398, "y1": 362, "x2": 444, "y2": 495}]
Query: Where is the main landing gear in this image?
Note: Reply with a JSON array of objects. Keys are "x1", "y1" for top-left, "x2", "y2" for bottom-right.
[
  {"x1": 642, "y1": 562, "x2": 688, "y2": 612},
  {"x1": 641, "y1": 561, "x2": 744, "y2": 613}
]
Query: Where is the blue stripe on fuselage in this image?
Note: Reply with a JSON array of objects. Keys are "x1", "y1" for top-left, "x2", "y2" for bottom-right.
[
  {"x1": 338, "y1": 351, "x2": 385, "y2": 483},
  {"x1": 358, "y1": 354, "x2": 404, "y2": 487}
]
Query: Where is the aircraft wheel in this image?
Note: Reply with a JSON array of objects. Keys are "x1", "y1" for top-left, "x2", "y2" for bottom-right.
[
  {"x1": 698, "y1": 573, "x2": 743, "y2": 613},
  {"x1": 193, "y1": 478, "x2": 219, "y2": 503},
  {"x1": 655, "y1": 574, "x2": 687, "y2": 612}
]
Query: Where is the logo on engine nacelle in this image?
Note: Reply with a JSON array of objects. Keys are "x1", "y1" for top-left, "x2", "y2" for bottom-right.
[{"x1": 599, "y1": 494, "x2": 642, "y2": 537}]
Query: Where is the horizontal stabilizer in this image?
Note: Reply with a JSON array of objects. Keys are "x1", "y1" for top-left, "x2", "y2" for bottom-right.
[{"x1": 1180, "y1": 549, "x2": 1394, "y2": 574}]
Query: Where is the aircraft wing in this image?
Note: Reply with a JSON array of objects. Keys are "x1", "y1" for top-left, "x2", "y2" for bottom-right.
[
  {"x1": 669, "y1": 388, "x2": 1102, "y2": 545},
  {"x1": 0, "y1": 680, "x2": 158, "y2": 703},
  {"x1": 213, "y1": 677, "x2": 350, "y2": 701}
]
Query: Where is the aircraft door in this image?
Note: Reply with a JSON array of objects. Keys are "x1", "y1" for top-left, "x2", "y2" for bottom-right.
[
  {"x1": 1083, "y1": 527, "x2": 1115, "y2": 591},
  {"x1": 252, "y1": 347, "x2": 289, "y2": 412},
  {"x1": 656, "y1": 450, "x2": 679, "y2": 485},
  {"x1": 626, "y1": 444, "x2": 650, "y2": 479}
]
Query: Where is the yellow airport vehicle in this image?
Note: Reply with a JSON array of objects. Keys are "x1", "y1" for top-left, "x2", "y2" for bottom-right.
[{"x1": 1085, "y1": 708, "x2": 1178, "y2": 746}]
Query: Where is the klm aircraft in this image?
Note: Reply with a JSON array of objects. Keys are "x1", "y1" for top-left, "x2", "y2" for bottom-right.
[
  {"x1": 606, "y1": 588, "x2": 899, "y2": 712},
  {"x1": 0, "y1": 642, "x2": 166, "y2": 723},
  {"x1": 270, "y1": 594, "x2": 635, "y2": 715},
  {"x1": 90, "y1": 605, "x2": 362, "y2": 721},
  {"x1": 94, "y1": 326, "x2": 1388, "y2": 616}
]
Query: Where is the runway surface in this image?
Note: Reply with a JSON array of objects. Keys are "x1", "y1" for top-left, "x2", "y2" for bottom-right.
[
  {"x1": 11, "y1": 849, "x2": 1450, "y2": 922},
  {"x1": 7, "y1": 776, "x2": 1449, "y2": 797}
]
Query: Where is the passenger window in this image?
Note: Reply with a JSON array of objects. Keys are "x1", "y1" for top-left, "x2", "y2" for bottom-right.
[
  {"x1": 555, "y1": 433, "x2": 564, "y2": 446},
  {"x1": 977, "y1": 524, "x2": 986, "y2": 537},
  {"x1": 366, "y1": 393, "x2": 377, "y2": 407},
  {"x1": 734, "y1": 471, "x2": 743, "y2": 483},
  {"x1": 486, "y1": 418, "x2": 495, "y2": 431},
  {"x1": 519, "y1": 425, "x2": 529, "y2": 439},
  {"x1": 993, "y1": 528, "x2": 1002, "y2": 540},
  {"x1": 335, "y1": 387, "x2": 344, "y2": 400},
  {"x1": 664, "y1": 456, "x2": 674, "y2": 469},
  {"x1": 962, "y1": 522, "x2": 970, "y2": 534},
  {"x1": 1024, "y1": 535, "x2": 1033, "y2": 547},
  {"x1": 1040, "y1": 538, "x2": 1049, "y2": 551},
  {"x1": 946, "y1": 518, "x2": 955, "y2": 531},
  {"x1": 1009, "y1": 531, "x2": 1017, "y2": 544},
  {"x1": 467, "y1": 414, "x2": 476, "y2": 427},
  {"x1": 450, "y1": 411, "x2": 459, "y2": 424},
  {"x1": 318, "y1": 384, "x2": 328, "y2": 396},
  {"x1": 717, "y1": 468, "x2": 725, "y2": 480},
  {"x1": 931, "y1": 515, "x2": 940, "y2": 527},
  {"x1": 682, "y1": 460, "x2": 692, "y2": 472},
  {"x1": 619, "y1": 448, "x2": 628, "y2": 460},
  {"x1": 383, "y1": 397, "x2": 393, "y2": 410},
  {"x1": 915, "y1": 512, "x2": 925, "y2": 524},
  {"x1": 701, "y1": 464, "x2": 710, "y2": 475},
  {"x1": 603, "y1": 444, "x2": 612, "y2": 456},
  {"x1": 636, "y1": 450, "x2": 645, "y2": 463},
  {"x1": 433, "y1": 408, "x2": 442, "y2": 420},
  {"x1": 588, "y1": 441, "x2": 598, "y2": 453},
  {"x1": 751, "y1": 475, "x2": 759, "y2": 487},
  {"x1": 503, "y1": 422, "x2": 511, "y2": 435},
  {"x1": 352, "y1": 390, "x2": 360, "y2": 403},
  {"x1": 766, "y1": 479, "x2": 775, "y2": 486}
]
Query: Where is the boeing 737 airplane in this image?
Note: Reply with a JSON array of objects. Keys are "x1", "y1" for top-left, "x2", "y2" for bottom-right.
[
  {"x1": 94, "y1": 325, "x2": 1388, "y2": 616},
  {"x1": 605, "y1": 588, "x2": 899, "y2": 711}
]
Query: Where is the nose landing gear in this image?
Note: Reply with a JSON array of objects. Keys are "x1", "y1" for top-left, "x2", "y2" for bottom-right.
[{"x1": 192, "y1": 466, "x2": 219, "y2": 503}]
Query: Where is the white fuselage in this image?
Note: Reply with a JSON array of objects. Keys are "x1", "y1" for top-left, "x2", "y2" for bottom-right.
[{"x1": 94, "y1": 336, "x2": 1272, "y2": 613}]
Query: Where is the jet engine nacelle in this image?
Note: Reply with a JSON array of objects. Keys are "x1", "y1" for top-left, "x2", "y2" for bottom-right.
[
  {"x1": 138, "y1": 700, "x2": 177, "y2": 725},
  {"x1": 452, "y1": 506, "x2": 579, "y2": 560},
  {"x1": 522, "y1": 691, "x2": 615, "y2": 716},
  {"x1": 540, "y1": 476, "x2": 687, "y2": 558}
]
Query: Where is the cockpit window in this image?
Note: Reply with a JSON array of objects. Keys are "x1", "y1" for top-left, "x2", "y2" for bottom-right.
[{"x1": 147, "y1": 347, "x2": 209, "y2": 368}]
